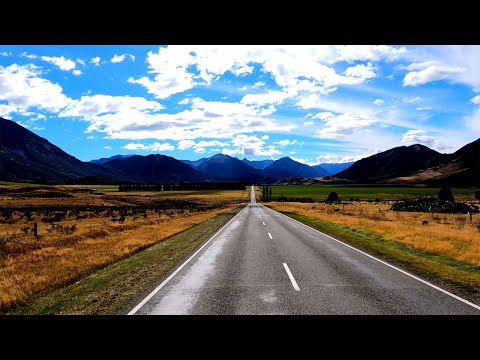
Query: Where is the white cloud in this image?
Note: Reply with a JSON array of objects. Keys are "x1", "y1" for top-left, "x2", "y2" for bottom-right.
[
  {"x1": 22, "y1": 52, "x2": 37, "y2": 59},
  {"x1": 343, "y1": 62, "x2": 376, "y2": 80},
  {"x1": 0, "y1": 52, "x2": 11, "y2": 57},
  {"x1": 471, "y1": 95, "x2": 480, "y2": 104},
  {"x1": 111, "y1": 54, "x2": 135, "y2": 63},
  {"x1": 416, "y1": 107, "x2": 431, "y2": 111},
  {"x1": 403, "y1": 65, "x2": 466, "y2": 86},
  {"x1": 41, "y1": 56, "x2": 76, "y2": 71},
  {"x1": 177, "y1": 139, "x2": 227, "y2": 153},
  {"x1": 373, "y1": 98, "x2": 384, "y2": 106},
  {"x1": 87, "y1": 135, "x2": 94, "y2": 139},
  {"x1": 241, "y1": 91, "x2": 288, "y2": 106},
  {"x1": 466, "y1": 108, "x2": 480, "y2": 132},
  {"x1": 313, "y1": 112, "x2": 377, "y2": 138},
  {"x1": 0, "y1": 103, "x2": 17, "y2": 117},
  {"x1": 261, "y1": 135, "x2": 269, "y2": 140},
  {"x1": 77, "y1": 59, "x2": 86, "y2": 66},
  {"x1": 275, "y1": 139, "x2": 298, "y2": 147},
  {"x1": 404, "y1": 96, "x2": 421, "y2": 103},
  {"x1": 304, "y1": 121, "x2": 314, "y2": 126},
  {"x1": 122, "y1": 142, "x2": 174, "y2": 151},
  {"x1": 178, "y1": 98, "x2": 190, "y2": 105},
  {"x1": 104, "y1": 146, "x2": 112, "y2": 150},
  {"x1": 227, "y1": 134, "x2": 282, "y2": 156},
  {"x1": 129, "y1": 45, "x2": 406, "y2": 100},
  {"x1": 90, "y1": 57, "x2": 101, "y2": 66},
  {"x1": 72, "y1": 69, "x2": 82, "y2": 76},
  {"x1": 231, "y1": 64, "x2": 253, "y2": 76},
  {"x1": 32, "y1": 126, "x2": 45, "y2": 131},
  {"x1": 401, "y1": 129, "x2": 450, "y2": 151},
  {"x1": 60, "y1": 94, "x2": 163, "y2": 119},
  {"x1": 315, "y1": 154, "x2": 359, "y2": 164},
  {"x1": 0, "y1": 64, "x2": 73, "y2": 113}
]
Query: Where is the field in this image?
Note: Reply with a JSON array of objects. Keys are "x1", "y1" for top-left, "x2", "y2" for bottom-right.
[
  {"x1": 0, "y1": 184, "x2": 250, "y2": 310},
  {"x1": 267, "y1": 185, "x2": 477, "y2": 202}
]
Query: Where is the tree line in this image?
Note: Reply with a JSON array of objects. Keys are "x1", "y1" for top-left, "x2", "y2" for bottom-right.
[{"x1": 118, "y1": 182, "x2": 248, "y2": 191}]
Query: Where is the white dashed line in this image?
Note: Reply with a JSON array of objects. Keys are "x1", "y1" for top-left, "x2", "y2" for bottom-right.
[
  {"x1": 283, "y1": 263, "x2": 300, "y2": 291},
  {"x1": 268, "y1": 232, "x2": 273, "y2": 239},
  {"x1": 263, "y1": 222, "x2": 265, "y2": 226}
]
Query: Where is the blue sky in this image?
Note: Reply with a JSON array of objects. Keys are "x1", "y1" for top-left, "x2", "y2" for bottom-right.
[{"x1": 0, "y1": 45, "x2": 479, "y2": 164}]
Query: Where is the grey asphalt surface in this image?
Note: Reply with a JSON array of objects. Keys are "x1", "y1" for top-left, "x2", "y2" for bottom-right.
[{"x1": 131, "y1": 186, "x2": 480, "y2": 315}]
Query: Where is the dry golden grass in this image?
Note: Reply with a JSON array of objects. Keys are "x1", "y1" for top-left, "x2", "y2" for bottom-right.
[
  {"x1": 269, "y1": 201, "x2": 480, "y2": 266},
  {"x1": 0, "y1": 185, "x2": 250, "y2": 309}
]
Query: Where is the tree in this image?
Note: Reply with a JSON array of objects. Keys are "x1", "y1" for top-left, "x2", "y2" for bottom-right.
[
  {"x1": 438, "y1": 186, "x2": 454, "y2": 202},
  {"x1": 326, "y1": 191, "x2": 340, "y2": 202},
  {"x1": 475, "y1": 190, "x2": 480, "y2": 200}
]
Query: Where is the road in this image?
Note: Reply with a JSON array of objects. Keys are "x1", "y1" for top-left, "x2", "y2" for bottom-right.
[{"x1": 129, "y1": 186, "x2": 480, "y2": 315}]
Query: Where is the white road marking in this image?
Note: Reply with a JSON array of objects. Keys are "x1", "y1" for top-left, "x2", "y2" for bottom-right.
[
  {"x1": 263, "y1": 222, "x2": 266, "y2": 226},
  {"x1": 268, "y1": 232, "x2": 273, "y2": 239},
  {"x1": 127, "y1": 206, "x2": 247, "y2": 315},
  {"x1": 267, "y1": 205, "x2": 480, "y2": 312},
  {"x1": 283, "y1": 263, "x2": 300, "y2": 291}
]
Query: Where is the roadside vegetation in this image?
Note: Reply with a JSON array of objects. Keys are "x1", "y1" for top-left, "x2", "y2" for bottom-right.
[{"x1": 0, "y1": 184, "x2": 250, "y2": 312}]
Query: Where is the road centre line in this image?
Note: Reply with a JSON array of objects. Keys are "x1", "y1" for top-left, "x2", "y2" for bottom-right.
[
  {"x1": 283, "y1": 263, "x2": 300, "y2": 291},
  {"x1": 268, "y1": 232, "x2": 273, "y2": 239},
  {"x1": 268, "y1": 205, "x2": 480, "y2": 312}
]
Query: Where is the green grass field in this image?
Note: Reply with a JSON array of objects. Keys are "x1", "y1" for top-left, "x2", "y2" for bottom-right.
[{"x1": 266, "y1": 185, "x2": 477, "y2": 201}]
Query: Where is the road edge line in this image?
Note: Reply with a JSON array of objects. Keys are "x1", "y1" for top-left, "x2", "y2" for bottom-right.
[
  {"x1": 265, "y1": 205, "x2": 480, "y2": 312},
  {"x1": 127, "y1": 205, "x2": 248, "y2": 315}
]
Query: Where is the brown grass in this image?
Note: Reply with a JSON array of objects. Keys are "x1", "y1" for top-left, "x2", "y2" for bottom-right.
[
  {"x1": 269, "y1": 201, "x2": 480, "y2": 266},
  {"x1": 0, "y1": 185, "x2": 250, "y2": 309}
]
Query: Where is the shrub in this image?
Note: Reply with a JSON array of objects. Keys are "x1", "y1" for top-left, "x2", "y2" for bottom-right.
[{"x1": 438, "y1": 186, "x2": 454, "y2": 202}]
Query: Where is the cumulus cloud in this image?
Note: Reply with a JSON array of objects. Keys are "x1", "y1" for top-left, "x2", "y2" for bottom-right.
[
  {"x1": 0, "y1": 52, "x2": 11, "y2": 57},
  {"x1": 416, "y1": 107, "x2": 431, "y2": 111},
  {"x1": 72, "y1": 70, "x2": 82, "y2": 76},
  {"x1": 401, "y1": 129, "x2": 450, "y2": 151},
  {"x1": 403, "y1": 96, "x2": 421, "y2": 103},
  {"x1": 128, "y1": 45, "x2": 406, "y2": 100},
  {"x1": 41, "y1": 56, "x2": 76, "y2": 71},
  {"x1": 471, "y1": 95, "x2": 480, "y2": 104},
  {"x1": 313, "y1": 112, "x2": 377, "y2": 138},
  {"x1": 0, "y1": 64, "x2": 73, "y2": 113},
  {"x1": 22, "y1": 52, "x2": 37, "y2": 59},
  {"x1": 122, "y1": 142, "x2": 174, "y2": 151},
  {"x1": 403, "y1": 65, "x2": 466, "y2": 86},
  {"x1": 304, "y1": 121, "x2": 314, "y2": 126},
  {"x1": 111, "y1": 54, "x2": 135, "y2": 63},
  {"x1": 261, "y1": 135, "x2": 269, "y2": 140},
  {"x1": 177, "y1": 139, "x2": 228, "y2": 153},
  {"x1": 315, "y1": 154, "x2": 359, "y2": 164},
  {"x1": 178, "y1": 98, "x2": 190, "y2": 105},
  {"x1": 225, "y1": 134, "x2": 282, "y2": 156},
  {"x1": 104, "y1": 146, "x2": 112, "y2": 150},
  {"x1": 373, "y1": 98, "x2": 384, "y2": 106},
  {"x1": 90, "y1": 57, "x2": 101, "y2": 66}
]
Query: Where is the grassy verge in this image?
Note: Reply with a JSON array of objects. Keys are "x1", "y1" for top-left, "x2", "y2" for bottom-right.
[
  {"x1": 272, "y1": 208, "x2": 480, "y2": 304},
  {"x1": 4, "y1": 206, "x2": 243, "y2": 315}
]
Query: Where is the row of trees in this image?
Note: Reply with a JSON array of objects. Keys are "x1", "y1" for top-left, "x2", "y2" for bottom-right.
[
  {"x1": 262, "y1": 186, "x2": 272, "y2": 202},
  {"x1": 119, "y1": 182, "x2": 248, "y2": 191}
]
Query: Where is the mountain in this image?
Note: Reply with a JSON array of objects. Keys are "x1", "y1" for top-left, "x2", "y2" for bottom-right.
[
  {"x1": 0, "y1": 117, "x2": 109, "y2": 182},
  {"x1": 262, "y1": 157, "x2": 324, "y2": 180},
  {"x1": 101, "y1": 154, "x2": 211, "y2": 183},
  {"x1": 91, "y1": 154, "x2": 135, "y2": 164},
  {"x1": 394, "y1": 138, "x2": 480, "y2": 187},
  {"x1": 240, "y1": 158, "x2": 275, "y2": 169},
  {"x1": 317, "y1": 162, "x2": 354, "y2": 175},
  {"x1": 335, "y1": 144, "x2": 440, "y2": 183},
  {"x1": 180, "y1": 157, "x2": 209, "y2": 168},
  {"x1": 196, "y1": 153, "x2": 262, "y2": 182}
]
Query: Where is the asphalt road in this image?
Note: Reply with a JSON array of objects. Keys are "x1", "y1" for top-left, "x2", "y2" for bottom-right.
[{"x1": 129, "y1": 186, "x2": 480, "y2": 315}]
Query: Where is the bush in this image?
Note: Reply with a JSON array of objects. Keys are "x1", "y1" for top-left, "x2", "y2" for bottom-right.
[
  {"x1": 326, "y1": 192, "x2": 340, "y2": 202},
  {"x1": 438, "y1": 186, "x2": 454, "y2": 202},
  {"x1": 475, "y1": 190, "x2": 480, "y2": 200}
]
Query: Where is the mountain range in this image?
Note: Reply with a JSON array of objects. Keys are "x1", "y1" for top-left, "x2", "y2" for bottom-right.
[{"x1": 1, "y1": 116, "x2": 478, "y2": 187}]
